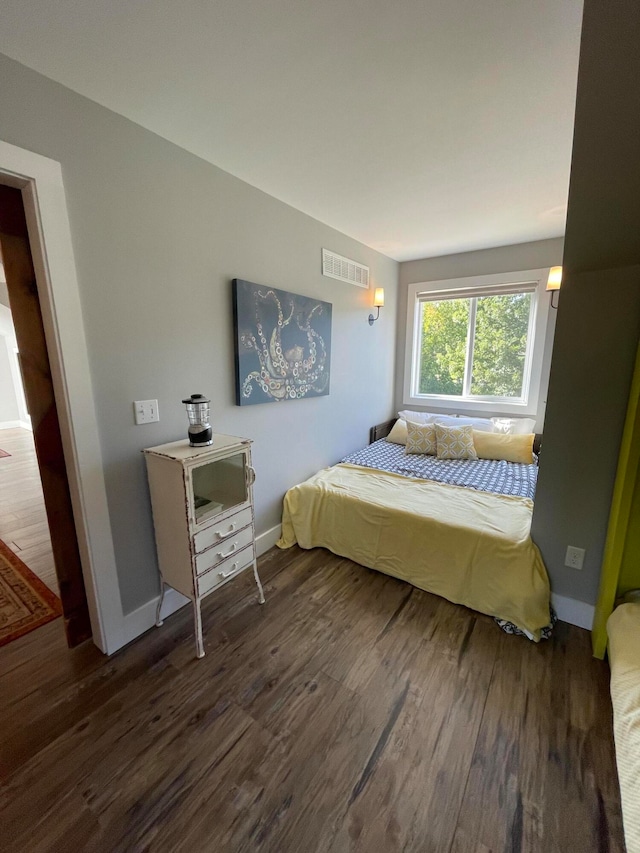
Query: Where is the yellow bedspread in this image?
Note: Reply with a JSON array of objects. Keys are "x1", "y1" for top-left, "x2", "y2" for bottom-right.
[
  {"x1": 608, "y1": 602, "x2": 640, "y2": 853},
  {"x1": 277, "y1": 464, "x2": 551, "y2": 640}
]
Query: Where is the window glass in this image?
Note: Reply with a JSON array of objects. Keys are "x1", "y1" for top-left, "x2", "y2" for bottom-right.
[
  {"x1": 470, "y1": 292, "x2": 532, "y2": 398},
  {"x1": 418, "y1": 297, "x2": 469, "y2": 395},
  {"x1": 404, "y1": 269, "x2": 551, "y2": 415},
  {"x1": 417, "y1": 290, "x2": 534, "y2": 401}
]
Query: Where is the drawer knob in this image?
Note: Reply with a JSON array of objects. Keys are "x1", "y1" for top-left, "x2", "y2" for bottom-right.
[
  {"x1": 219, "y1": 562, "x2": 239, "y2": 579},
  {"x1": 216, "y1": 523, "x2": 236, "y2": 539}
]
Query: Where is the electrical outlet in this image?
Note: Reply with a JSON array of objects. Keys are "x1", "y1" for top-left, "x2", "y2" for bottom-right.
[
  {"x1": 134, "y1": 400, "x2": 159, "y2": 425},
  {"x1": 565, "y1": 545, "x2": 585, "y2": 570}
]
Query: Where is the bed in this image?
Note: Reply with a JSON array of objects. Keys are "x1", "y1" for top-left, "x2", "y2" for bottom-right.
[
  {"x1": 607, "y1": 600, "x2": 640, "y2": 853},
  {"x1": 277, "y1": 419, "x2": 551, "y2": 641}
]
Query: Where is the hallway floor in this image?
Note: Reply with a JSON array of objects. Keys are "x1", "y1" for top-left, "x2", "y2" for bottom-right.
[{"x1": 0, "y1": 427, "x2": 58, "y2": 596}]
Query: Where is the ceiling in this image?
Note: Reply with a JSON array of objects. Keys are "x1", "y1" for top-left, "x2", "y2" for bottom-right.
[{"x1": 0, "y1": 1, "x2": 583, "y2": 262}]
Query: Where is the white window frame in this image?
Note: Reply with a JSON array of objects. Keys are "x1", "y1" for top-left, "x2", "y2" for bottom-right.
[{"x1": 403, "y1": 268, "x2": 553, "y2": 417}]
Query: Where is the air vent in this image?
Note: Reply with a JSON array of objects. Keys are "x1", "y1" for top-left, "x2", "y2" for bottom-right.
[{"x1": 322, "y1": 249, "x2": 370, "y2": 289}]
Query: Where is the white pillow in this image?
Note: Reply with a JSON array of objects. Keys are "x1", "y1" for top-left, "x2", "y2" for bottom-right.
[
  {"x1": 398, "y1": 410, "x2": 495, "y2": 433},
  {"x1": 398, "y1": 409, "x2": 440, "y2": 425},
  {"x1": 449, "y1": 416, "x2": 495, "y2": 433},
  {"x1": 491, "y1": 417, "x2": 537, "y2": 435}
]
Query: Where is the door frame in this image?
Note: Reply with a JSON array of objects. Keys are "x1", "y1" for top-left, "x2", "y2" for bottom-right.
[{"x1": 0, "y1": 140, "x2": 124, "y2": 653}]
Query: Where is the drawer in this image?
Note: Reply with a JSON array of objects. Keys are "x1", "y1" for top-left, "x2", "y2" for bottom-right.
[
  {"x1": 193, "y1": 507, "x2": 253, "y2": 554},
  {"x1": 197, "y1": 545, "x2": 253, "y2": 597},
  {"x1": 194, "y1": 524, "x2": 254, "y2": 575}
]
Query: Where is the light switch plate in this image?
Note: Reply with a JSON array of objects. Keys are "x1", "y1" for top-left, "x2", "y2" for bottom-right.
[{"x1": 134, "y1": 400, "x2": 159, "y2": 425}]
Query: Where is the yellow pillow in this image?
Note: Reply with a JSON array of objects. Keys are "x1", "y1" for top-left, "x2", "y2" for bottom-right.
[
  {"x1": 386, "y1": 419, "x2": 408, "y2": 445},
  {"x1": 472, "y1": 430, "x2": 535, "y2": 464},
  {"x1": 405, "y1": 421, "x2": 437, "y2": 455},
  {"x1": 435, "y1": 423, "x2": 478, "y2": 460}
]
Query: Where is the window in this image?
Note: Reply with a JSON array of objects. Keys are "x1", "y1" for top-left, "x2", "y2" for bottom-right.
[
  {"x1": 403, "y1": 269, "x2": 553, "y2": 417},
  {"x1": 418, "y1": 288, "x2": 534, "y2": 400}
]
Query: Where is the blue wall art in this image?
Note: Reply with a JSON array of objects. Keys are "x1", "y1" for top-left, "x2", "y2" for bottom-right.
[{"x1": 232, "y1": 279, "x2": 332, "y2": 406}]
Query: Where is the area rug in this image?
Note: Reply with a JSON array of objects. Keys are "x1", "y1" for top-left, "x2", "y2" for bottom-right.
[
  {"x1": 0, "y1": 449, "x2": 10, "y2": 458},
  {"x1": 0, "y1": 538, "x2": 61, "y2": 647}
]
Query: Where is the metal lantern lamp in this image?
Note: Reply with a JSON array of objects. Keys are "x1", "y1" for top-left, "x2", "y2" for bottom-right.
[{"x1": 182, "y1": 394, "x2": 213, "y2": 446}]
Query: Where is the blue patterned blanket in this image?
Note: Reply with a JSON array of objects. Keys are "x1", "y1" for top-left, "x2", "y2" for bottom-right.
[{"x1": 341, "y1": 439, "x2": 537, "y2": 500}]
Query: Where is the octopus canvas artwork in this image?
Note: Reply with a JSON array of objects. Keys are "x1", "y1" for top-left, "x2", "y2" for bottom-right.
[{"x1": 232, "y1": 279, "x2": 332, "y2": 406}]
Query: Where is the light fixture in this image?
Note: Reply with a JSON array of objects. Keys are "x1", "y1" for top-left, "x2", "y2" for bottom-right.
[
  {"x1": 546, "y1": 266, "x2": 562, "y2": 309},
  {"x1": 368, "y1": 288, "x2": 385, "y2": 325}
]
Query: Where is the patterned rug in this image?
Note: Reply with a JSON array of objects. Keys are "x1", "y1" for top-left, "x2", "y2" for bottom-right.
[
  {"x1": 0, "y1": 449, "x2": 10, "y2": 458},
  {"x1": 0, "y1": 538, "x2": 61, "y2": 647}
]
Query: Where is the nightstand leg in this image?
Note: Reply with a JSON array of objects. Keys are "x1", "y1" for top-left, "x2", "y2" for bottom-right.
[
  {"x1": 253, "y1": 561, "x2": 266, "y2": 605},
  {"x1": 193, "y1": 599, "x2": 205, "y2": 658},
  {"x1": 155, "y1": 581, "x2": 166, "y2": 627}
]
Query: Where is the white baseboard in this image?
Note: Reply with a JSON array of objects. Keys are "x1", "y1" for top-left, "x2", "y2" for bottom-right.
[
  {"x1": 116, "y1": 525, "x2": 282, "y2": 652},
  {"x1": 0, "y1": 419, "x2": 31, "y2": 431},
  {"x1": 256, "y1": 523, "x2": 282, "y2": 556},
  {"x1": 552, "y1": 593, "x2": 595, "y2": 630}
]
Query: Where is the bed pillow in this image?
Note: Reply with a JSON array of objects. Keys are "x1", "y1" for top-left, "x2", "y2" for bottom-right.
[
  {"x1": 473, "y1": 430, "x2": 535, "y2": 464},
  {"x1": 398, "y1": 410, "x2": 495, "y2": 432},
  {"x1": 398, "y1": 409, "x2": 440, "y2": 425},
  {"x1": 386, "y1": 419, "x2": 408, "y2": 445},
  {"x1": 448, "y1": 416, "x2": 495, "y2": 433},
  {"x1": 405, "y1": 421, "x2": 437, "y2": 455},
  {"x1": 435, "y1": 424, "x2": 478, "y2": 460},
  {"x1": 491, "y1": 417, "x2": 537, "y2": 435}
]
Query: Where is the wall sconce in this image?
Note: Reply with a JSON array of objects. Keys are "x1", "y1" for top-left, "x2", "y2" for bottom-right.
[
  {"x1": 546, "y1": 266, "x2": 562, "y2": 309},
  {"x1": 368, "y1": 288, "x2": 385, "y2": 325}
]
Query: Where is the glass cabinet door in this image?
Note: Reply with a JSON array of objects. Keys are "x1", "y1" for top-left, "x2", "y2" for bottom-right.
[{"x1": 190, "y1": 451, "x2": 249, "y2": 523}]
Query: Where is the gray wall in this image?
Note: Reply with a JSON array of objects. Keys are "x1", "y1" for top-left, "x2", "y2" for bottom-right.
[
  {"x1": 396, "y1": 237, "x2": 564, "y2": 427},
  {"x1": 0, "y1": 53, "x2": 398, "y2": 614},
  {"x1": 531, "y1": 0, "x2": 640, "y2": 605}
]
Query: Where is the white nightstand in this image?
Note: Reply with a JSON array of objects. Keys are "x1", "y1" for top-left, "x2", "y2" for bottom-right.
[{"x1": 143, "y1": 434, "x2": 265, "y2": 658}]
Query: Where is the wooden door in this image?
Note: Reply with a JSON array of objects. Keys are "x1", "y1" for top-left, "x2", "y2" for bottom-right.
[{"x1": 0, "y1": 183, "x2": 91, "y2": 647}]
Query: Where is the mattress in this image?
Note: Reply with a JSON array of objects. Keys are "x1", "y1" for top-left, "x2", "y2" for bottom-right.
[
  {"x1": 607, "y1": 602, "x2": 640, "y2": 853},
  {"x1": 342, "y1": 438, "x2": 537, "y2": 499},
  {"x1": 278, "y1": 463, "x2": 551, "y2": 640}
]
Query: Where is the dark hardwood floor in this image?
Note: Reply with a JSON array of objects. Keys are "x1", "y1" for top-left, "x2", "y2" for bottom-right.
[{"x1": 0, "y1": 545, "x2": 625, "y2": 852}]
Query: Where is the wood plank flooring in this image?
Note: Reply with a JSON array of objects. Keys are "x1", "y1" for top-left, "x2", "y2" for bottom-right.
[
  {"x1": 0, "y1": 545, "x2": 625, "y2": 852},
  {"x1": 0, "y1": 426, "x2": 58, "y2": 595}
]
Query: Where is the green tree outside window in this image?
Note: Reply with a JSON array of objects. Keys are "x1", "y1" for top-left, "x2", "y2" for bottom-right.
[{"x1": 419, "y1": 292, "x2": 532, "y2": 398}]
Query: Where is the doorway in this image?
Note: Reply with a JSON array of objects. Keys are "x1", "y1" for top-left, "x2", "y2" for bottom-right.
[{"x1": 0, "y1": 184, "x2": 91, "y2": 647}]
